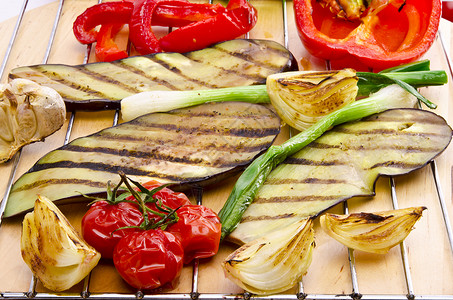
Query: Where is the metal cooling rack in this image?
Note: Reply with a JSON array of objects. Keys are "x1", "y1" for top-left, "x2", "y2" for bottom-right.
[{"x1": 0, "y1": 0, "x2": 452, "y2": 299}]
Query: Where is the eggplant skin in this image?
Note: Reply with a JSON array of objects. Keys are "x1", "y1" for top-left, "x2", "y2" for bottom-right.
[
  {"x1": 229, "y1": 108, "x2": 453, "y2": 244},
  {"x1": 4, "y1": 102, "x2": 281, "y2": 217},
  {"x1": 9, "y1": 39, "x2": 298, "y2": 111}
]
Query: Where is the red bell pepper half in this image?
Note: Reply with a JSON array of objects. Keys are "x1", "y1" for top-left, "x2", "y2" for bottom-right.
[
  {"x1": 294, "y1": 0, "x2": 441, "y2": 71},
  {"x1": 160, "y1": 0, "x2": 257, "y2": 53}
]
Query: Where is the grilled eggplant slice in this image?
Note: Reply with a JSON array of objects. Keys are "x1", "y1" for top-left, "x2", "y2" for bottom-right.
[
  {"x1": 4, "y1": 102, "x2": 280, "y2": 217},
  {"x1": 229, "y1": 108, "x2": 452, "y2": 244},
  {"x1": 9, "y1": 39, "x2": 298, "y2": 111}
]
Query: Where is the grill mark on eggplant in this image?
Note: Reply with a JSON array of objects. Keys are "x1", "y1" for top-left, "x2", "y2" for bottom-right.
[
  {"x1": 187, "y1": 50, "x2": 277, "y2": 83},
  {"x1": 35, "y1": 66, "x2": 109, "y2": 98},
  {"x1": 264, "y1": 178, "x2": 348, "y2": 184},
  {"x1": 330, "y1": 127, "x2": 448, "y2": 137},
  {"x1": 112, "y1": 59, "x2": 180, "y2": 90},
  {"x1": 79, "y1": 66, "x2": 144, "y2": 94},
  {"x1": 283, "y1": 157, "x2": 345, "y2": 166},
  {"x1": 126, "y1": 121, "x2": 280, "y2": 138},
  {"x1": 241, "y1": 213, "x2": 296, "y2": 222},
  {"x1": 12, "y1": 178, "x2": 107, "y2": 193},
  {"x1": 152, "y1": 56, "x2": 218, "y2": 89},
  {"x1": 254, "y1": 195, "x2": 341, "y2": 204},
  {"x1": 44, "y1": 142, "x2": 265, "y2": 167},
  {"x1": 27, "y1": 161, "x2": 210, "y2": 182},
  {"x1": 308, "y1": 141, "x2": 442, "y2": 153}
]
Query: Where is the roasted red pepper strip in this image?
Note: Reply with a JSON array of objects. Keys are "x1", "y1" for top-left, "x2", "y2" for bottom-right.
[
  {"x1": 95, "y1": 24, "x2": 129, "y2": 62},
  {"x1": 153, "y1": 2, "x2": 227, "y2": 27},
  {"x1": 73, "y1": 1, "x2": 134, "y2": 44},
  {"x1": 73, "y1": 0, "x2": 225, "y2": 46},
  {"x1": 159, "y1": 0, "x2": 257, "y2": 53},
  {"x1": 294, "y1": 0, "x2": 441, "y2": 70},
  {"x1": 129, "y1": 0, "x2": 165, "y2": 54}
]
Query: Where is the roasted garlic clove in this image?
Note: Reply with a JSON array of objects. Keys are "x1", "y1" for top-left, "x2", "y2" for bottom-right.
[
  {"x1": 223, "y1": 218, "x2": 315, "y2": 295},
  {"x1": 320, "y1": 206, "x2": 426, "y2": 254},
  {"x1": 0, "y1": 78, "x2": 66, "y2": 163},
  {"x1": 21, "y1": 195, "x2": 100, "y2": 292},
  {"x1": 266, "y1": 69, "x2": 358, "y2": 131}
]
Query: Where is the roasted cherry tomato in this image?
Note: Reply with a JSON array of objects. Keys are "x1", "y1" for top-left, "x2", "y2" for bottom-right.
[
  {"x1": 113, "y1": 229, "x2": 184, "y2": 290},
  {"x1": 81, "y1": 201, "x2": 143, "y2": 259},
  {"x1": 167, "y1": 205, "x2": 221, "y2": 264}
]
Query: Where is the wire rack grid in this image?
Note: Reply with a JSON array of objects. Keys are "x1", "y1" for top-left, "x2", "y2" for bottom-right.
[{"x1": 0, "y1": 0, "x2": 453, "y2": 299}]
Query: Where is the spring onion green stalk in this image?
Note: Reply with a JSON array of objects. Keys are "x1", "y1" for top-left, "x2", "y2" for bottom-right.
[
  {"x1": 121, "y1": 85, "x2": 269, "y2": 121},
  {"x1": 218, "y1": 84, "x2": 418, "y2": 239},
  {"x1": 120, "y1": 62, "x2": 446, "y2": 121}
]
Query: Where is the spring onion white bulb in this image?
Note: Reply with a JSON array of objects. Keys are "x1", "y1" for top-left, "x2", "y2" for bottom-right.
[{"x1": 120, "y1": 85, "x2": 269, "y2": 121}]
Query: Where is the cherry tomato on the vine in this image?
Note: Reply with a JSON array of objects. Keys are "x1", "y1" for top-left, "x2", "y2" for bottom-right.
[
  {"x1": 126, "y1": 180, "x2": 192, "y2": 220},
  {"x1": 82, "y1": 201, "x2": 143, "y2": 258},
  {"x1": 167, "y1": 205, "x2": 221, "y2": 264},
  {"x1": 113, "y1": 229, "x2": 184, "y2": 290}
]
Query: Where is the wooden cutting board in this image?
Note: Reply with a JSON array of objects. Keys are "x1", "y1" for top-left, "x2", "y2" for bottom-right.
[{"x1": 0, "y1": 0, "x2": 452, "y2": 298}]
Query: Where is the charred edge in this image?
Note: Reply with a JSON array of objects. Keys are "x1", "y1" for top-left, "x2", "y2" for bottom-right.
[
  {"x1": 344, "y1": 212, "x2": 390, "y2": 223},
  {"x1": 34, "y1": 66, "x2": 109, "y2": 99},
  {"x1": 79, "y1": 65, "x2": 143, "y2": 94},
  {"x1": 253, "y1": 195, "x2": 340, "y2": 204},
  {"x1": 367, "y1": 161, "x2": 424, "y2": 170},
  {"x1": 128, "y1": 119, "x2": 281, "y2": 138},
  {"x1": 241, "y1": 213, "x2": 296, "y2": 222},
  {"x1": 12, "y1": 178, "x2": 107, "y2": 193},
  {"x1": 365, "y1": 111, "x2": 449, "y2": 125},
  {"x1": 112, "y1": 59, "x2": 180, "y2": 90},
  {"x1": 26, "y1": 161, "x2": 209, "y2": 182},
  {"x1": 265, "y1": 177, "x2": 348, "y2": 184},
  {"x1": 151, "y1": 56, "x2": 218, "y2": 89},
  {"x1": 213, "y1": 40, "x2": 294, "y2": 72}
]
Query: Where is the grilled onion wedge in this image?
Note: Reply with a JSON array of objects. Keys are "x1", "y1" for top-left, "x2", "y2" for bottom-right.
[
  {"x1": 230, "y1": 108, "x2": 452, "y2": 244},
  {"x1": 9, "y1": 39, "x2": 297, "y2": 110},
  {"x1": 0, "y1": 79, "x2": 66, "y2": 163},
  {"x1": 320, "y1": 206, "x2": 427, "y2": 254},
  {"x1": 223, "y1": 218, "x2": 314, "y2": 295},
  {"x1": 21, "y1": 195, "x2": 100, "y2": 292},
  {"x1": 5, "y1": 101, "x2": 280, "y2": 217}
]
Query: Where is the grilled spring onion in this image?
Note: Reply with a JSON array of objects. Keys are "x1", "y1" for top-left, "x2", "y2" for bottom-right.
[
  {"x1": 218, "y1": 61, "x2": 447, "y2": 240},
  {"x1": 120, "y1": 59, "x2": 446, "y2": 122},
  {"x1": 218, "y1": 84, "x2": 419, "y2": 239}
]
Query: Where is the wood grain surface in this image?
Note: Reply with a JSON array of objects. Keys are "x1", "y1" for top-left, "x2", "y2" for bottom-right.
[{"x1": 0, "y1": 0, "x2": 452, "y2": 298}]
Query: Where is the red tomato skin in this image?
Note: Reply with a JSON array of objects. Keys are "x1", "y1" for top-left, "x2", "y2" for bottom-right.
[
  {"x1": 113, "y1": 229, "x2": 184, "y2": 290},
  {"x1": 167, "y1": 205, "x2": 221, "y2": 264},
  {"x1": 81, "y1": 201, "x2": 143, "y2": 259}
]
